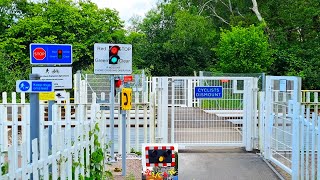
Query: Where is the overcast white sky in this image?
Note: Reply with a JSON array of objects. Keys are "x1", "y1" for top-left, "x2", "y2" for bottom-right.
[
  {"x1": 32, "y1": 0, "x2": 157, "y2": 24},
  {"x1": 91, "y1": 0, "x2": 157, "y2": 24}
]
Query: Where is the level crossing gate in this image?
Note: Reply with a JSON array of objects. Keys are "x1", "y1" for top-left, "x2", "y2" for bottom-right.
[
  {"x1": 153, "y1": 77, "x2": 258, "y2": 151},
  {"x1": 263, "y1": 76, "x2": 302, "y2": 178}
]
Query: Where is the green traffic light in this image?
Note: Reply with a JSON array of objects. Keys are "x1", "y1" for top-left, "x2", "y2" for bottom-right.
[{"x1": 111, "y1": 57, "x2": 118, "y2": 63}]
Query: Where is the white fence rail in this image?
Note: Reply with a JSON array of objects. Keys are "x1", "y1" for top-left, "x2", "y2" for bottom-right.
[
  {"x1": 301, "y1": 90, "x2": 319, "y2": 116},
  {"x1": 1, "y1": 74, "x2": 320, "y2": 179},
  {"x1": 264, "y1": 88, "x2": 320, "y2": 180},
  {"x1": 0, "y1": 94, "x2": 101, "y2": 179},
  {"x1": 0, "y1": 91, "x2": 153, "y2": 150},
  {"x1": 0, "y1": 90, "x2": 153, "y2": 179},
  {"x1": 299, "y1": 90, "x2": 319, "y2": 180},
  {"x1": 290, "y1": 103, "x2": 319, "y2": 180}
]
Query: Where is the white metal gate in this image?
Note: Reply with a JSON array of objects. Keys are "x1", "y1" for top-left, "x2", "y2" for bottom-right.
[
  {"x1": 264, "y1": 76, "x2": 301, "y2": 177},
  {"x1": 155, "y1": 77, "x2": 258, "y2": 151}
]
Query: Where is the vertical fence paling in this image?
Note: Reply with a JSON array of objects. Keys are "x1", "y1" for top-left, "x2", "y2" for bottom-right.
[
  {"x1": 301, "y1": 90, "x2": 320, "y2": 116},
  {"x1": 135, "y1": 91, "x2": 139, "y2": 150},
  {"x1": 0, "y1": 104, "x2": 5, "y2": 153},
  {"x1": 1, "y1": 92, "x2": 8, "y2": 153},
  {"x1": 300, "y1": 90, "x2": 320, "y2": 180},
  {"x1": 318, "y1": 114, "x2": 320, "y2": 180},
  {"x1": 299, "y1": 109, "x2": 319, "y2": 180},
  {"x1": 258, "y1": 91, "x2": 265, "y2": 152},
  {"x1": 289, "y1": 103, "x2": 319, "y2": 180},
  {"x1": 1, "y1": 72, "x2": 152, "y2": 179},
  {"x1": 0, "y1": 93, "x2": 109, "y2": 179},
  {"x1": 311, "y1": 113, "x2": 316, "y2": 180}
]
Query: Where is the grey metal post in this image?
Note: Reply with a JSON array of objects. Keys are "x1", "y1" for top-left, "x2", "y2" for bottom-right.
[
  {"x1": 121, "y1": 110, "x2": 126, "y2": 176},
  {"x1": 48, "y1": 100, "x2": 54, "y2": 150},
  {"x1": 262, "y1": 73, "x2": 266, "y2": 92},
  {"x1": 110, "y1": 75, "x2": 115, "y2": 160},
  {"x1": 29, "y1": 74, "x2": 40, "y2": 162},
  {"x1": 75, "y1": 71, "x2": 81, "y2": 103}
]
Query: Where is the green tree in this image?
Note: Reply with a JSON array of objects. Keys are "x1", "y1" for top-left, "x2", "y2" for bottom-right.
[
  {"x1": 133, "y1": 2, "x2": 216, "y2": 76},
  {"x1": 260, "y1": 0, "x2": 320, "y2": 89},
  {"x1": 0, "y1": 0, "x2": 125, "y2": 92},
  {"x1": 215, "y1": 24, "x2": 273, "y2": 73}
]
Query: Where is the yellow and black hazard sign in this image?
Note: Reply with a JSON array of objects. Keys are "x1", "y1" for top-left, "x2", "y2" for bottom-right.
[{"x1": 121, "y1": 88, "x2": 132, "y2": 110}]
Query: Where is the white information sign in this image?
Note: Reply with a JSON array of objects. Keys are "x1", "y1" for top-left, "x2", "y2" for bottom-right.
[
  {"x1": 32, "y1": 67, "x2": 72, "y2": 89},
  {"x1": 94, "y1": 43, "x2": 132, "y2": 74},
  {"x1": 55, "y1": 90, "x2": 68, "y2": 101}
]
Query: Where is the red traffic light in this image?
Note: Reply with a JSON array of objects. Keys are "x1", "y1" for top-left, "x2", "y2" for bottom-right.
[
  {"x1": 115, "y1": 79, "x2": 122, "y2": 88},
  {"x1": 110, "y1": 46, "x2": 120, "y2": 55},
  {"x1": 57, "y1": 49, "x2": 62, "y2": 59},
  {"x1": 109, "y1": 46, "x2": 120, "y2": 64}
]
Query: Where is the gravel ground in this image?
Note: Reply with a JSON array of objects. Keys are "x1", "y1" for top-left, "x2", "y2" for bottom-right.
[
  {"x1": 108, "y1": 159, "x2": 142, "y2": 180},
  {"x1": 106, "y1": 154, "x2": 142, "y2": 180}
]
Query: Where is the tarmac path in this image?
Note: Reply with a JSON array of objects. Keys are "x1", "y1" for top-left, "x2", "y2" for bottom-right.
[{"x1": 178, "y1": 147, "x2": 279, "y2": 180}]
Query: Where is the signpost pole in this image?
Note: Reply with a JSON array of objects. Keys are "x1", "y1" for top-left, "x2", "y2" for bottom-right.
[
  {"x1": 110, "y1": 75, "x2": 115, "y2": 160},
  {"x1": 121, "y1": 82, "x2": 131, "y2": 176},
  {"x1": 121, "y1": 109, "x2": 126, "y2": 176},
  {"x1": 48, "y1": 100, "x2": 54, "y2": 150},
  {"x1": 29, "y1": 74, "x2": 40, "y2": 163}
]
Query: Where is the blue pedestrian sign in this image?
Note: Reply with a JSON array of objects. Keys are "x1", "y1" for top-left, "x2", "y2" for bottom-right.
[
  {"x1": 194, "y1": 86, "x2": 223, "y2": 99},
  {"x1": 16, "y1": 80, "x2": 54, "y2": 93},
  {"x1": 30, "y1": 43, "x2": 72, "y2": 65},
  {"x1": 19, "y1": 81, "x2": 30, "y2": 91}
]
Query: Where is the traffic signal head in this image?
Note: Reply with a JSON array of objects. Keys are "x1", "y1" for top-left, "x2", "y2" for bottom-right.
[
  {"x1": 57, "y1": 49, "x2": 62, "y2": 59},
  {"x1": 109, "y1": 45, "x2": 120, "y2": 64},
  {"x1": 115, "y1": 79, "x2": 122, "y2": 88}
]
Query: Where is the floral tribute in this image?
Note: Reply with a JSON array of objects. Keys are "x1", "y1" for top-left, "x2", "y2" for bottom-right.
[
  {"x1": 144, "y1": 167, "x2": 177, "y2": 180},
  {"x1": 142, "y1": 144, "x2": 178, "y2": 180}
]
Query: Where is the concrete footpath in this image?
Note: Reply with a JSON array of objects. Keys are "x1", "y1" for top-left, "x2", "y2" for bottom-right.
[{"x1": 179, "y1": 147, "x2": 280, "y2": 180}]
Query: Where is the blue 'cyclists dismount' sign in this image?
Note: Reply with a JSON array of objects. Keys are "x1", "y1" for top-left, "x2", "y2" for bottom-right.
[
  {"x1": 194, "y1": 86, "x2": 223, "y2": 98},
  {"x1": 16, "y1": 80, "x2": 54, "y2": 93},
  {"x1": 30, "y1": 43, "x2": 72, "y2": 65}
]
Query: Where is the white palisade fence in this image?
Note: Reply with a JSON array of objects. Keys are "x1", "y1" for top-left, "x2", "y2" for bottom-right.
[
  {"x1": 0, "y1": 92, "x2": 28, "y2": 153},
  {"x1": 0, "y1": 88, "x2": 153, "y2": 179},
  {"x1": 0, "y1": 93, "x2": 107, "y2": 179},
  {"x1": 1, "y1": 74, "x2": 320, "y2": 180},
  {"x1": 264, "y1": 88, "x2": 320, "y2": 180},
  {"x1": 298, "y1": 90, "x2": 319, "y2": 180},
  {"x1": 297, "y1": 107, "x2": 319, "y2": 180}
]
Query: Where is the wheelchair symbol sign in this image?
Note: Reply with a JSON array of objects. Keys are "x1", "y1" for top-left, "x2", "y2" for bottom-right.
[{"x1": 19, "y1": 81, "x2": 30, "y2": 91}]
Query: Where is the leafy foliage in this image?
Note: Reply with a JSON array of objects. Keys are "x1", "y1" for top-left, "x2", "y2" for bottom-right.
[
  {"x1": 215, "y1": 24, "x2": 273, "y2": 73},
  {"x1": 260, "y1": 0, "x2": 320, "y2": 89},
  {"x1": 85, "y1": 123, "x2": 113, "y2": 179},
  {"x1": 0, "y1": 0, "x2": 319, "y2": 91},
  {"x1": 132, "y1": 2, "x2": 216, "y2": 76},
  {"x1": 0, "y1": 0, "x2": 125, "y2": 92},
  {"x1": 135, "y1": 0, "x2": 320, "y2": 89}
]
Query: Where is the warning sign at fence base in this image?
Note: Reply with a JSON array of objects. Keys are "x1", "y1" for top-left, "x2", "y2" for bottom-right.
[{"x1": 142, "y1": 143, "x2": 178, "y2": 180}]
